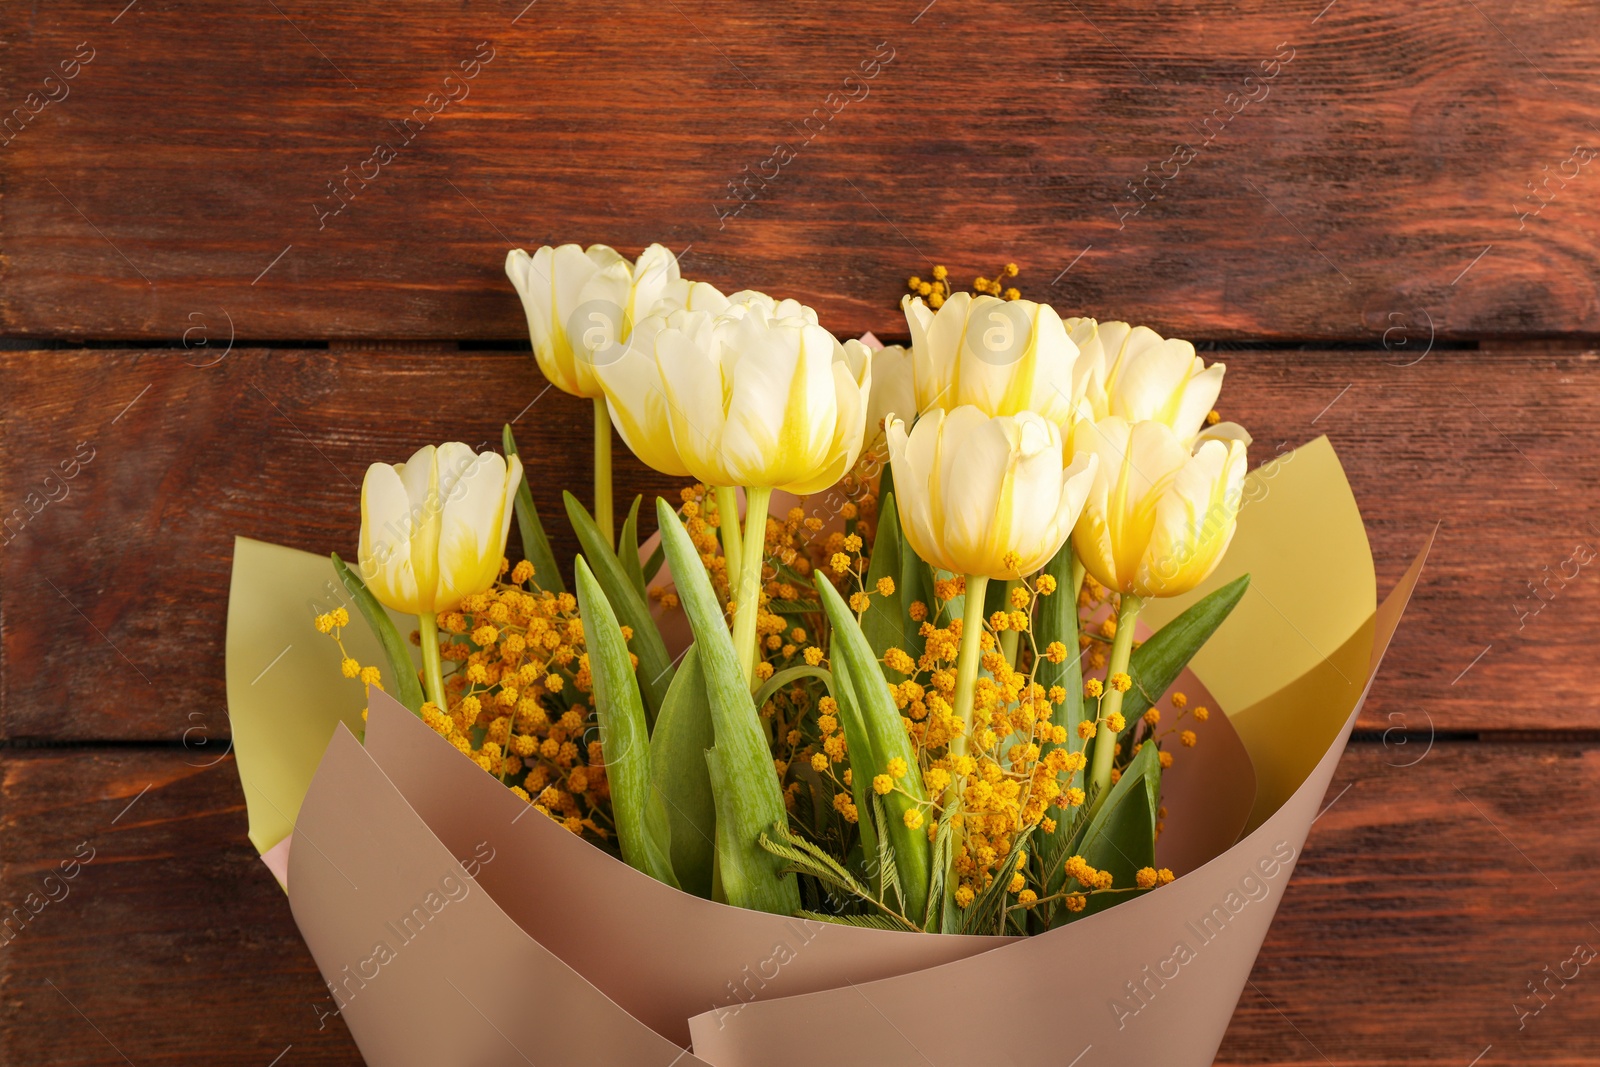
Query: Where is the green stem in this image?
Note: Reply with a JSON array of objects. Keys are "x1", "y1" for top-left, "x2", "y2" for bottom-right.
[
  {"x1": 715, "y1": 485, "x2": 743, "y2": 596},
  {"x1": 418, "y1": 613, "x2": 448, "y2": 711},
  {"x1": 950, "y1": 574, "x2": 991, "y2": 759},
  {"x1": 593, "y1": 396, "x2": 614, "y2": 546},
  {"x1": 999, "y1": 578, "x2": 1019, "y2": 668},
  {"x1": 732, "y1": 487, "x2": 773, "y2": 686},
  {"x1": 1086, "y1": 593, "x2": 1143, "y2": 805},
  {"x1": 942, "y1": 573, "x2": 991, "y2": 918}
]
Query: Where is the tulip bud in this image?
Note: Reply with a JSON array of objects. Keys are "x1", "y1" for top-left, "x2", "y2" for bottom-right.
[
  {"x1": 887, "y1": 406, "x2": 1098, "y2": 581},
  {"x1": 1069, "y1": 416, "x2": 1248, "y2": 598},
  {"x1": 357, "y1": 443, "x2": 523, "y2": 615}
]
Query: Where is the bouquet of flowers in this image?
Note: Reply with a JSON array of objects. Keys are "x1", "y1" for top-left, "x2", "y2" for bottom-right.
[{"x1": 226, "y1": 245, "x2": 1428, "y2": 1066}]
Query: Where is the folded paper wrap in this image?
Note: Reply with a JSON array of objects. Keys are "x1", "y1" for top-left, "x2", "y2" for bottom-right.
[{"x1": 230, "y1": 436, "x2": 1428, "y2": 1066}]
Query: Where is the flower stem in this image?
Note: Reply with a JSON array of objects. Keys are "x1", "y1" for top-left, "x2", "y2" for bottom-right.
[
  {"x1": 715, "y1": 485, "x2": 743, "y2": 596},
  {"x1": 593, "y1": 396, "x2": 614, "y2": 546},
  {"x1": 1086, "y1": 593, "x2": 1143, "y2": 805},
  {"x1": 950, "y1": 574, "x2": 991, "y2": 759},
  {"x1": 732, "y1": 487, "x2": 773, "y2": 686},
  {"x1": 999, "y1": 578, "x2": 1019, "y2": 668},
  {"x1": 418, "y1": 613, "x2": 448, "y2": 711}
]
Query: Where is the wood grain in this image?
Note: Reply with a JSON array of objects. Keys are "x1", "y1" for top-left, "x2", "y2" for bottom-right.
[
  {"x1": 2, "y1": 1, "x2": 1598, "y2": 343},
  {"x1": 2, "y1": 743, "x2": 1595, "y2": 1066},
  {"x1": 3, "y1": 345, "x2": 1597, "y2": 741}
]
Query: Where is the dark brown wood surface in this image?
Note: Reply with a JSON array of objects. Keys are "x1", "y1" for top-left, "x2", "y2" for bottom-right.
[
  {"x1": 2, "y1": 0, "x2": 1599, "y2": 342},
  {"x1": 5, "y1": 0, "x2": 1600, "y2": 1062},
  {"x1": 3, "y1": 345, "x2": 1596, "y2": 741},
  {"x1": 3, "y1": 743, "x2": 1596, "y2": 1066}
]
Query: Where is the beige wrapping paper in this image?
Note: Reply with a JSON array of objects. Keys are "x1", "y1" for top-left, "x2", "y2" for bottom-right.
[
  {"x1": 687, "y1": 537, "x2": 1427, "y2": 1065},
  {"x1": 230, "y1": 435, "x2": 1427, "y2": 1066},
  {"x1": 289, "y1": 725, "x2": 713, "y2": 1066}
]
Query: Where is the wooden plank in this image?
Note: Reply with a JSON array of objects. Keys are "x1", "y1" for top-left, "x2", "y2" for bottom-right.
[
  {"x1": 3, "y1": 346, "x2": 1598, "y2": 740},
  {"x1": 2, "y1": 1, "x2": 1597, "y2": 342},
  {"x1": 1217, "y1": 741, "x2": 1600, "y2": 1066},
  {"x1": 0, "y1": 750, "x2": 361, "y2": 1066},
  {"x1": 2, "y1": 743, "x2": 1596, "y2": 1065}
]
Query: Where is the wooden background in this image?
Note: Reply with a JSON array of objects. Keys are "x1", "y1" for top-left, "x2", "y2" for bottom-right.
[{"x1": 3, "y1": 0, "x2": 1598, "y2": 1063}]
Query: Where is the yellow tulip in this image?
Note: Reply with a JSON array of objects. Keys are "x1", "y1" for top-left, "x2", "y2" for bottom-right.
[
  {"x1": 902, "y1": 292, "x2": 1083, "y2": 429},
  {"x1": 591, "y1": 308, "x2": 706, "y2": 478},
  {"x1": 863, "y1": 342, "x2": 914, "y2": 450},
  {"x1": 506, "y1": 242, "x2": 721, "y2": 541},
  {"x1": 357, "y1": 442, "x2": 523, "y2": 616},
  {"x1": 601, "y1": 293, "x2": 870, "y2": 495},
  {"x1": 1066, "y1": 318, "x2": 1248, "y2": 447},
  {"x1": 1068, "y1": 416, "x2": 1248, "y2": 598},
  {"x1": 886, "y1": 405, "x2": 1098, "y2": 582},
  {"x1": 504, "y1": 242, "x2": 715, "y2": 399}
]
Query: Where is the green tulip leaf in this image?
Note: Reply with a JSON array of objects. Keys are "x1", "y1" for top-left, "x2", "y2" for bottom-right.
[
  {"x1": 814, "y1": 572, "x2": 932, "y2": 923},
  {"x1": 861, "y1": 492, "x2": 923, "y2": 682},
  {"x1": 501, "y1": 424, "x2": 565, "y2": 594},
  {"x1": 575, "y1": 556, "x2": 678, "y2": 889},
  {"x1": 1068, "y1": 741, "x2": 1160, "y2": 922},
  {"x1": 649, "y1": 644, "x2": 717, "y2": 898},
  {"x1": 330, "y1": 552, "x2": 424, "y2": 714},
  {"x1": 752, "y1": 665, "x2": 833, "y2": 709},
  {"x1": 657, "y1": 498, "x2": 799, "y2": 916},
  {"x1": 618, "y1": 494, "x2": 647, "y2": 601},
  {"x1": 1116, "y1": 573, "x2": 1251, "y2": 752},
  {"x1": 1034, "y1": 544, "x2": 1086, "y2": 852},
  {"x1": 565, "y1": 491, "x2": 675, "y2": 727}
]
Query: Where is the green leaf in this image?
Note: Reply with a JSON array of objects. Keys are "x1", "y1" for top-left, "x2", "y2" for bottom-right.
[
  {"x1": 756, "y1": 826, "x2": 917, "y2": 929},
  {"x1": 959, "y1": 823, "x2": 1038, "y2": 935},
  {"x1": 501, "y1": 424, "x2": 564, "y2": 594},
  {"x1": 642, "y1": 540, "x2": 666, "y2": 586},
  {"x1": 1035, "y1": 544, "x2": 1086, "y2": 874},
  {"x1": 870, "y1": 794, "x2": 905, "y2": 912},
  {"x1": 764, "y1": 598, "x2": 820, "y2": 616},
  {"x1": 922, "y1": 808, "x2": 956, "y2": 931},
  {"x1": 1117, "y1": 574, "x2": 1251, "y2": 751},
  {"x1": 649, "y1": 644, "x2": 716, "y2": 898},
  {"x1": 574, "y1": 556, "x2": 678, "y2": 889},
  {"x1": 565, "y1": 491, "x2": 675, "y2": 727},
  {"x1": 1047, "y1": 742, "x2": 1161, "y2": 927},
  {"x1": 752, "y1": 665, "x2": 833, "y2": 709},
  {"x1": 657, "y1": 499, "x2": 799, "y2": 916},
  {"x1": 813, "y1": 572, "x2": 932, "y2": 924},
  {"x1": 329, "y1": 552, "x2": 424, "y2": 714},
  {"x1": 618, "y1": 495, "x2": 647, "y2": 601},
  {"x1": 861, "y1": 492, "x2": 918, "y2": 682},
  {"x1": 795, "y1": 910, "x2": 911, "y2": 931}
]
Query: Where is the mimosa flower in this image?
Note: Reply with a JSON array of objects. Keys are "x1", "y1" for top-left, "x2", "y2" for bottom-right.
[
  {"x1": 886, "y1": 405, "x2": 1098, "y2": 581},
  {"x1": 357, "y1": 442, "x2": 523, "y2": 615},
  {"x1": 1068, "y1": 416, "x2": 1248, "y2": 598}
]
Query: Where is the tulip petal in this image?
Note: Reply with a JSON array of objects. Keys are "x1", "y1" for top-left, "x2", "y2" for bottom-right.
[
  {"x1": 656, "y1": 319, "x2": 733, "y2": 486},
  {"x1": 358, "y1": 460, "x2": 425, "y2": 615},
  {"x1": 435, "y1": 444, "x2": 510, "y2": 612},
  {"x1": 597, "y1": 316, "x2": 694, "y2": 478}
]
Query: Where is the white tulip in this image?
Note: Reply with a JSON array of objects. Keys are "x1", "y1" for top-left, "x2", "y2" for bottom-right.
[
  {"x1": 902, "y1": 292, "x2": 1083, "y2": 431},
  {"x1": 887, "y1": 406, "x2": 1097, "y2": 581},
  {"x1": 357, "y1": 443, "x2": 523, "y2": 616}
]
